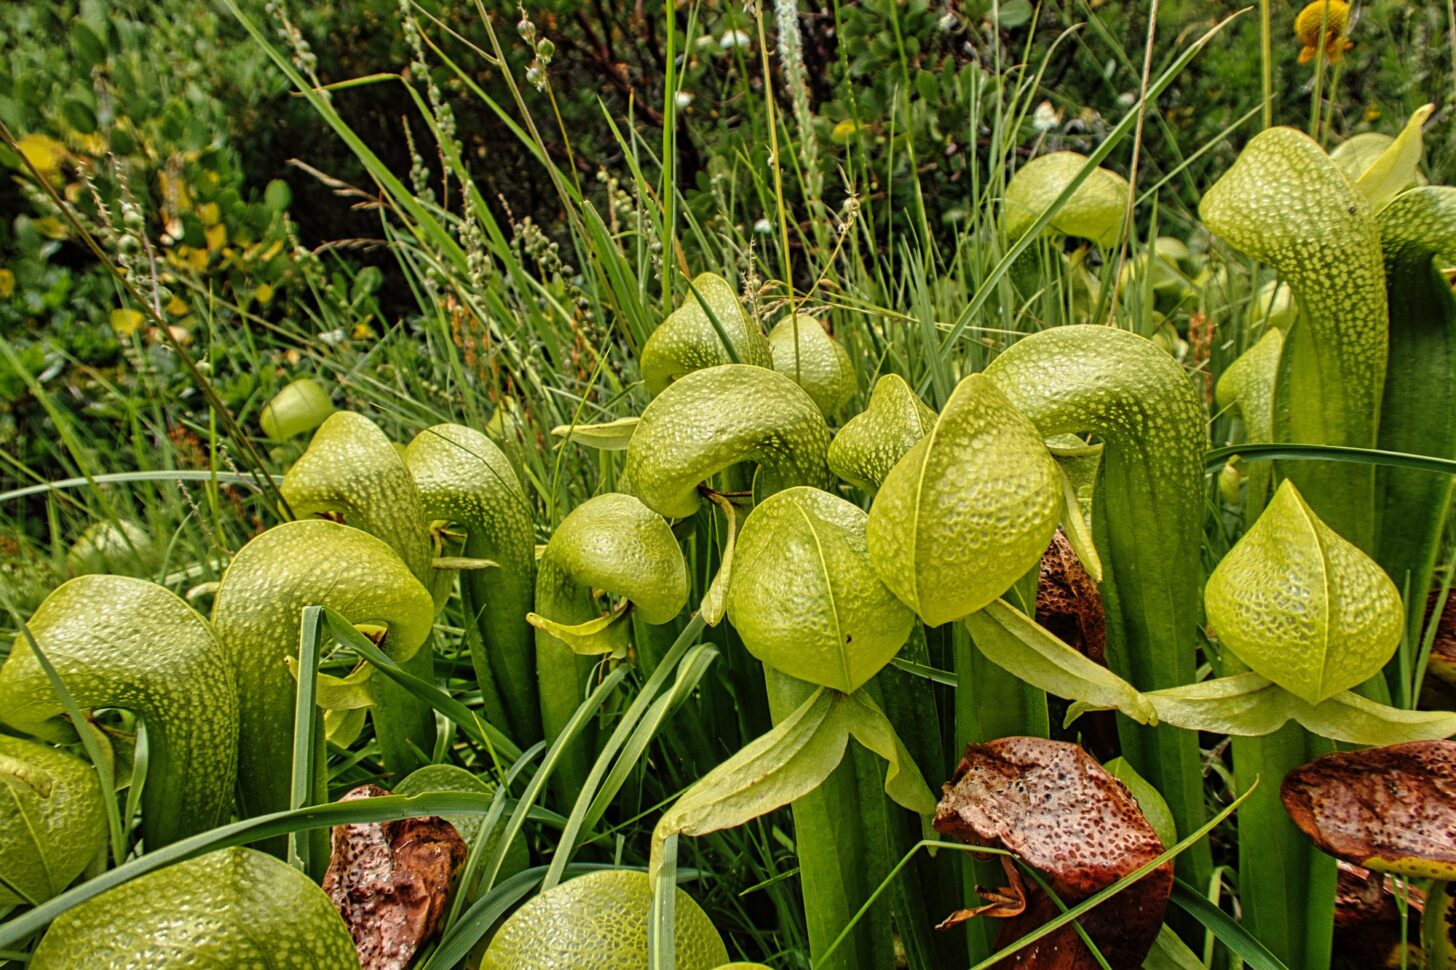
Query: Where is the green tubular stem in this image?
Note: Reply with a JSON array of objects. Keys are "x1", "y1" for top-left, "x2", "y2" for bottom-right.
[
  {"x1": 1424, "y1": 880, "x2": 1455, "y2": 966},
  {"x1": 985, "y1": 324, "x2": 1211, "y2": 887},
  {"x1": 406, "y1": 423, "x2": 540, "y2": 744},
  {"x1": 764, "y1": 668, "x2": 893, "y2": 970},
  {"x1": 211, "y1": 520, "x2": 434, "y2": 851},
  {"x1": 1217, "y1": 327, "x2": 1284, "y2": 517},
  {"x1": 533, "y1": 493, "x2": 687, "y2": 797},
  {"x1": 1231, "y1": 724, "x2": 1336, "y2": 968},
  {"x1": 1201, "y1": 126, "x2": 1389, "y2": 549},
  {"x1": 1374, "y1": 187, "x2": 1456, "y2": 640},
  {"x1": 282, "y1": 411, "x2": 439, "y2": 767},
  {"x1": 0, "y1": 575, "x2": 236, "y2": 849},
  {"x1": 874, "y1": 629, "x2": 966, "y2": 969},
  {"x1": 625, "y1": 364, "x2": 833, "y2": 519}
]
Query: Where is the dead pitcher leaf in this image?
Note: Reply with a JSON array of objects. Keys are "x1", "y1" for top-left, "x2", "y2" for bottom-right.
[
  {"x1": 322, "y1": 784, "x2": 468, "y2": 970},
  {"x1": 932, "y1": 738, "x2": 1172, "y2": 969},
  {"x1": 1036, "y1": 528, "x2": 1106, "y2": 666},
  {"x1": 1281, "y1": 740, "x2": 1456, "y2": 879},
  {"x1": 1422, "y1": 590, "x2": 1456, "y2": 707},
  {"x1": 1331, "y1": 861, "x2": 1426, "y2": 969}
]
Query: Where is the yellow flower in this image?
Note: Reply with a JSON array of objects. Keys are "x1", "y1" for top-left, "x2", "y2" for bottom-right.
[
  {"x1": 205, "y1": 223, "x2": 227, "y2": 251},
  {"x1": 198, "y1": 202, "x2": 221, "y2": 227},
  {"x1": 1295, "y1": 0, "x2": 1354, "y2": 65},
  {"x1": 255, "y1": 283, "x2": 276, "y2": 305},
  {"x1": 166, "y1": 296, "x2": 189, "y2": 316},
  {"x1": 352, "y1": 322, "x2": 376, "y2": 341},
  {"x1": 75, "y1": 132, "x2": 107, "y2": 157},
  {"x1": 0, "y1": 269, "x2": 14, "y2": 299},
  {"x1": 15, "y1": 134, "x2": 66, "y2": 180},
  {"x1": 110, "y1": 308, "x2": 144, "y2": 336},
  {"x1": 34, "y1": 217, "x2": 68, "y2": 240}
]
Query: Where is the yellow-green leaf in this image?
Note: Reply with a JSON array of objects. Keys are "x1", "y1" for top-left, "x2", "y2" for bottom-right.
[
  {"x1": 640, "y1": 273, "x2": 772, "y2": 395},
  {"x1": 868, "y1": 374, "x2": 1060, "y2": 626},
  {"x1": 827, "y1": 374, "x2": 937, "y2": 492},
  {"x1": 526, "y1": 606, "x2": 631, "y2": 659},
  {"x1": 550, "y1": 417, "x2": 639, "y2": 451},
  {"x1": 1351, "y1": 104, "x2": 1434, "y2": 210},
  {"x1": 1205, "y1": 480, "x2": 1403, "y2": 704},
  {"x1": 1003, "y1": 151, "x2": 1130, "y2": 248},
  {"x1": 727, "y1": 487, "x2": 914, "y2": 693}
]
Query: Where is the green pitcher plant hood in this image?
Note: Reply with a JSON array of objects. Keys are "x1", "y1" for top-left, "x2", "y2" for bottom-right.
[
  {"x1": 727, "y1": 487, "x2": 914, "y2": 694},
  {"x1": 1003, "y1": 150, "x2": 1130, "y2": 248},
  {"x1": 827, "y1": 373, "x2": 937, "y2": 491},
  {"x1": 480, "y1": 869, "x2": 729, "y2": 970},
  {"x1": 0, "y1": 574, "x2": 236, "y2": 849},
  {"x1": 259, "y1": 376, "x2": 335, "y2": 442},
  {"x1": 625, "y1": 363, "x2": 833, "y2": 518},
  {"x1": 983, "y1": 324, "x2": 1206, "y2": 693},
  {"x1": 211, "y1": 519, "x2": 434, "y2": 822},
  {"x1": 530, "y1": 491, "x2": 688, "y2": 650},
  {"x1": 0, "y1": 736, "x2": 106, "y2": 909},
  {"x1": 1206, "y1": 480, "x2": 1403, "y2": 705},
  {"x1": 281, "y1": 409, "x2": 433, "y2": 587},
  {"x1": 1200, "y1": 124, "x2": 1387, "y2": 547},
  {"x1": 640, "y1": 272, "x2": 772, "y2": 395},
  {"x1": 27, "y1": 847, "x2": 358, "y2": 969},
  {"x1": 406, "y1": 422, "x2": 540, "y2": 743},
  {"x1": 767, "y1": 314, "x2": 856, "y2": 417},
  {"x1": 531, "y1": 492, "x2": 687, "y2": 790},
  {"x1": 1216, "y1": 328, "x2": 1284, "y2": 447},
  {"x1": 282, "y1": 410, "x2": 441, "y2": 774},
  {"x1": 867, "y1": 372, "x2": 1060, "y2": 627},
  {"x1": 967, "y1": 596, "x2": 1456, "y2": 746},
  {"x1": 984, "y1": 323, "x2": 1211, "y2": 664},
  {"x1": 64, "y1": 519, "x2": 157, "y2": 578},
  {"x1": 983, "y1": 323, "x2": 1211, "y2": 883}
]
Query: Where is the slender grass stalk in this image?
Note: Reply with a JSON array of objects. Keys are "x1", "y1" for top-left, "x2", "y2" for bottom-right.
[
  {"x1": 1261, "y1": 0, "x2": 1274, "y2": 129},
  {"x1": 1307, "y1": 0, "x2": 1334, "y2": 140},
  {"x1": 754, "y1": 0, "x2": 798, "y2": 319},
  {"x1": 1110, "y1": 0, "x2": 1162, "y2": 310},
  {"x1": 288, "y1": 606, "x2": 325, "y2": 876}
]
